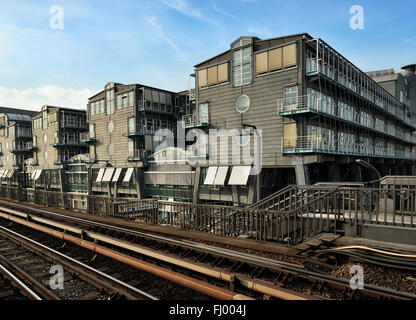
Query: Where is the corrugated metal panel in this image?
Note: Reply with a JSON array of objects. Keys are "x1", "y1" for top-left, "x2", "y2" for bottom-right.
[
  {"x1": 102, "y1": 168, "x2": 115, "y2": 182},
  {"x1": 123, "y1": 168, "x2": 134, "y2": 182},
  {"x1": 204, "y1": 167, "x2": 218, "y2": 185},
  {"x1": 213, "y1": 166, "x2": 228, "y2": 185},
  {"x1": 111, "y1": 168, "x2": 122, "y2": 182},
  {"x1": 228, "y1": 166, "x2": 251, "y2": 185},
  {"x1": 95, "y1": 168, "x2": 105, "y2": 183}
]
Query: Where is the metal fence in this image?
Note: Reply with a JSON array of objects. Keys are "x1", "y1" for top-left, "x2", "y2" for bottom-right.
[{"x1": 0, "y1": 185, "x2": 415, "y2": 244}]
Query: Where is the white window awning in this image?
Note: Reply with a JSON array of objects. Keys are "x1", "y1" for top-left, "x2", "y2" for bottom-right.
[
  {"x1": 0, "y1": 170, "x2": 4, "y2": 178},
  {"x1": 31, "y1": 170, "x2": 38, "y2": 180},
  {"x1": 123, "y1": 168, "x2": 134, "y2": 183},
  {"x1": 34, "y1": 169, "x2": 43, "y2": 181},
  {"x1": 102, "y1": 168, "x2": 115, "y2": 182},
  {"x1": 95, "y1": 168, "x2": 105, "y2": 183},
  {"x1": 112, "y1": 168, "x2": 122, "y2": 182},
  {"x1": 228, "y1": 166, "x2": 251, "y2": 185},
  {"x1": 213, "y1": 166, "x2": 228, "y2": 185},
  {"x1": 203, "y1": 166, "x2": 218, "y2": 185},
  {"x1": 7, "y1": 169, "x2": 15, "y2": 178},
  {"x1": 3, "y1": 170, "x2": 9, "y2": 178}
]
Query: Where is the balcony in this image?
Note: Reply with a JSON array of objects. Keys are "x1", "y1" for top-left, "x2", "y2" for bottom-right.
[
  {"x1": 60, "y1": 121, "x2": 87, "y2": 130},
  {"x1": 122, "y1": 124, "x2": 156, "y2": 137},
  {"x1": 305, "y1": 57, "x2": 413, "y2": 129},
  {"x1": 182, "y1": 113, "x2": 209, "y2": 129},
  {"x1": 80, "y1": 132, "x2": 97, "y2": 143},
  {"x1": 277, "y1": 95, "x2": 315, "y2": 116},
  {"x1": 10, "y1": 142, "x2": 38, "y2": 153},
  {"x1": 127, "y1": 149, "x2": 147, "y2": 162},
  {"x1": 51, "y1": 137, "x2": 88, "y2": 148},
  {"x1": 281, "y1": 135, "x2": 414, "y2": 160}
]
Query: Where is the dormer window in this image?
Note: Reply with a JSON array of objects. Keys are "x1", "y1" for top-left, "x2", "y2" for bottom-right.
[
  {"x1": 231, "y1": 37, "x2": 254, "y2": 87},
  {"x1": 232, "y1": 46, "x2": 252, "y2": 87}
]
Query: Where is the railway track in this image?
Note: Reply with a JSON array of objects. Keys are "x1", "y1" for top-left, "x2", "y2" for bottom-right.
[
  {"x1": 0, "y1": 225, "x2": 158, "y2": 300},
  {"x1": 0, "y1": 200, "x2": 415, "y2": 300}
]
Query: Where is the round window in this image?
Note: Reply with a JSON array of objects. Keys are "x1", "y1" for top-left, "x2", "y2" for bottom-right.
[{"x1": 235, "y1": 95, "x2": 250, "y2": 114}]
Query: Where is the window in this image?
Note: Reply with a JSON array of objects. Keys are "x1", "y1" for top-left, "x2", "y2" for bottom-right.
[
  {"x1": 89, "y1": 124, "x2": 95, "y2": 138},
  {"x1": 106, "y1": 90, "x2": 115, "y2": 115},
  {"x1": 233, "y1": 47, "x2": 252, "y2": 86},
  {"x1": 197, "y1": 63, "x2": 229, "y2": 88},
  {"x1": 255, "y1": 45, "x2": 295, "y2": 75},
  {"x1": 283, "y1": 87, "x2": 298, "y2": 106}
]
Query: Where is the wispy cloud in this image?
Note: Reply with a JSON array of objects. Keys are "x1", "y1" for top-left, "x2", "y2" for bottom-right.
[
  {"x1": 161, "y1": 0, "x2": 219, "y2": 26},
  {"x1": 212, "y1": 3, "x2": 235, "y2": 18},
  {"x1": 0, "y1": 85, "x2": 94, "y2": 111},
  {"x1": 145, "y1": 16, "x2": 184, "y2": 58},
  {"x1": 248, "y1": 26, "x2": 272, "y2": 38}
]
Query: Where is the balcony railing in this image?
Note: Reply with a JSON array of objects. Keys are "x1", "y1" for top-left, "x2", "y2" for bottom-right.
[
  {"x1": 51, "y1": 137, "x2": 87, "y2": 147},
  {"x1": 122, "y1": 124, "x2": 156, "y2": 136},
  {"x1": 306, "y1": 57, "x2": 413, "y2": 128},
  {"x1": 282, "y1": 136, "x2": 414, "y2": 160},
  {"x1": 127, "y1": 149, "x2": 147, "y2": 161},
  {"x1": 60, "y1": 121, "x2": 87, "y2": 129},
  {"x1": 80, "y1": 132, "x2": 97, "y2": 143},
  {"x1": 277, "y1": 95, "x2": 312, "y2": 114},
  {"x1": 10, "y1": 141, "x2": 37, "y2": 153},
  {"x1": 182, "y1": 113, "x2": 209, "y2": 128}
]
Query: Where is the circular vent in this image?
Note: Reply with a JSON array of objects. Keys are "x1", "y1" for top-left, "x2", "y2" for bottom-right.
[{"x1": 234, "y1": 95, "x2": 250, "y2": 114}]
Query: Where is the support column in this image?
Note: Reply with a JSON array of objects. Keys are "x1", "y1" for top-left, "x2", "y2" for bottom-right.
[
  {"x1": 192, "y1": 166, "x2": 201, "y2": 205},
  {"x1": 232, "y1": 186, "x2": 239, "y2": 207},
  {"x1": 135, "y1": 167, "x2": 144, "y2": 200}
]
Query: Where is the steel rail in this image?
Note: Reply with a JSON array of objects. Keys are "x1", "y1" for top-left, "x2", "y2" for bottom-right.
[
  {"x1": 0, "y1": 208, "x2": 313, "y2": 300},
  {"x1": 0, "y1": 262, "x2": 42, "y2": 300},
  {"x1": 0, "y1": 225, "x2": 158, "y2": 300},
  {"x1": 0, "y1": 206, "x2": 414, "y2": 300}
]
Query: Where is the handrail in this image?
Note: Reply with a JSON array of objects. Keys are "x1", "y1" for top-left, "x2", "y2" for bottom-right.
[{"x1": 249, "y1": 185, "x2": 295, "y2": 209}]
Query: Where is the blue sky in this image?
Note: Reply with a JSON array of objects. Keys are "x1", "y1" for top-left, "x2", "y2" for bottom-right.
[{"x1": 0, "y1": 0, "x2": 415, "y2": 110}]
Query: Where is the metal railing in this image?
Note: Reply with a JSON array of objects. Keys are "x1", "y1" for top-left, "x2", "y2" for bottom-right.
[
  {"x1": 282, "y1": 136, "x2": 414, "y2": 160},
  {"x1": 277, "y1": 95, "x2": 311, "y2": 114},
  {"x1": 52, "y1": 137, "x2": 86, "y2": 146},
  {"x1": 123, "y1": 124, "x2": 156, "y2": 136},
  {"x1": 1, "y1": 185, "x2": 415, "y2": 244},
  {"x1": 79, "y1": 132, "x2": 95, "y2": 142},
  {"x1": 182, "y1": 113, "x2": 209, "y2": 128},
  {"x1": 128, "y1": 149, "x2": 147, "y2": 160}
]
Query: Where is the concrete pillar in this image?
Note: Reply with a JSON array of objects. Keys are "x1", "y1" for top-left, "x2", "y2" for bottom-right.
[
  {"x1": 295, "y1": 164, "x2": 308, "y2": 185},
  {"x1": 192, "y1": 166, "x2": 201, "y2": 205},
  {"x1": 232, "y1": 186, "x2": 239, "y2": 206}
]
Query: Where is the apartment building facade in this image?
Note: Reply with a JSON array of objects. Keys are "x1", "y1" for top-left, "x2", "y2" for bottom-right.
[
  {"x1": 188, "y1": 34, "x2": 416, "y2": 205},
  {"x1": 86, "y1": 82, "x2": 194, "y2": 198}
]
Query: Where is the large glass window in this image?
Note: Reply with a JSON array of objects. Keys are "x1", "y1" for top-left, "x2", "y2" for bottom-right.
[
  {"x1": 106, "y1": 90, "x2": 115, "y2": 115},
  {"x1": 233, "y1": 47, "x2": 252, "y2": 87}
]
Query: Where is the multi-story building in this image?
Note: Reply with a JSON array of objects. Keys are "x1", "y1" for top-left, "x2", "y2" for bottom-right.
[
  {"x1": 86, "y1": 82, "x2": 193, "y2": 198},
  {"x1": 31, "y1": 105, "x2": 87, "y2": 191},
  {"x1": 0, "y1": 107, "x2": 37, "y2": 185},
  {"x1": 186, "y1": 33, "x2": 416, "y2": 205},
  {"x1": 401, "y1": 64, "x2": 416, "y2": 120}
]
